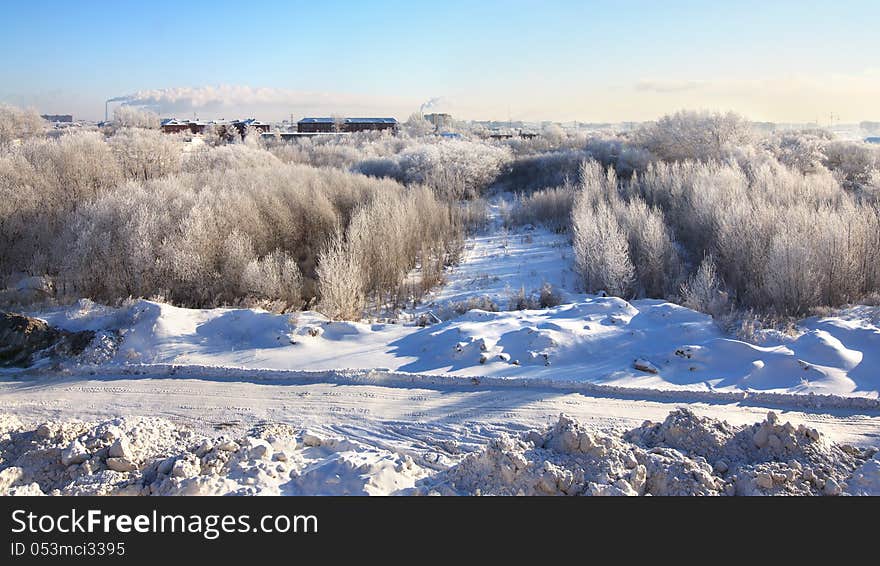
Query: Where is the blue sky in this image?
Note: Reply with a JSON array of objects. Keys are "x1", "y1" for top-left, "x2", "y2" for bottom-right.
[{"x1": 2, "y1": 0, "x2": 878, "y2": 121}]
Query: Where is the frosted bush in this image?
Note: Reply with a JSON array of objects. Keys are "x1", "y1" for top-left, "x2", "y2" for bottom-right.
[
  {"x1": 572, "y1": 198, "x2": 634, "y2": 297},
  {"x1": 242, "y1": 250, "x2": 303, "y2": 310},
  {"x1": 0, "y1": 104, "x2": 45, "y2": 147},
  {"x1": 680, "y1": 256, "x2": 728, "y2": 317},
  {"x1": 505, "y1": 185, "x2": 575, "y2": 231},
  {"x1": 316, "y1": 231, "x2": 365, "y2": 320}
]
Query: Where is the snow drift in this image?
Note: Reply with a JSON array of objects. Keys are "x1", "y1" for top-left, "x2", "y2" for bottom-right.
[{"x1": 30, "y1": 296, "x2": 880, "y2": 398}]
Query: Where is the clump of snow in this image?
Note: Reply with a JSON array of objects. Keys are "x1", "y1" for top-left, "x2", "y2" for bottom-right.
[
  {"x1": 2, "y1": 410, "x2": 876, "y2": 496},
  {"x1": 424, "y1": 410, "x2": 874, "y2": 496},
  {"x1": 0, "y1": 415, "x2": 425, "y2": 496},
  {"x1": 845, "y1": 452, "x2": 880, "y2": 495},
  {"x1": 79, "y1": 330, "x2": 122, "y2": 365},
  {"x1": 431, "y1": 414, "x2": 652, "y2": 496},
  {"x1": 626, "y1": 409, "x2": 866, "y2": 495}
]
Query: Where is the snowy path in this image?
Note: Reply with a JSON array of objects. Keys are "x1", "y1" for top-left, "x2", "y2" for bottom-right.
[
  {"x1": 3, "y1": 371, "x2": 880, "y2": 455},
  {"x1": 423, "y1": 197, "x2": 577, "y2": 310}
]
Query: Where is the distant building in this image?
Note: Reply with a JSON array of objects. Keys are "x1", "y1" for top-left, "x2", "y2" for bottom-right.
[
  {"x1": 160, "y1": 118, "x2": 269, "y2": 137},
  {"x1": 487, "y1": 130, "x2": 538, "y2": 140},
  {"x1": 41, "y1": 114, "x2": 73, "y2": 123},
  {"x1": 160, "y1": 118, "x2": 194, "y2": 134},
  {"x1": 263, "y1": 131, "x2": 352, "y2": 142},
  {"x1": 160, "y1": 118, "x2": 211, "y2": 134},
  {"x1": 233, "y1": 118, "x2": 271, "y2": 136},
  {"x1": 297, "y1": 118, "x2": 336, "y2": 133},
  {"x1": 345, "y1": 117, "x2": 398, "y2": 133},
  {"x1": 423, "y1": 113, "x2": 452, "y2": 130},
  {"x1": 297, "y1": 117, "x2": 398, "y2": 134}
]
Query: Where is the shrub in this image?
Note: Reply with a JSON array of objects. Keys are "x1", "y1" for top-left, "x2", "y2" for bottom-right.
[
  {"x1": 538, "y1": 283, "x2": 564, "y2": 308},
  {"x1": 505, "y1": 186, "x2": 575, "y2": 231},
  {"x1": 316, "y1": 231, "x2": 365, "y2": 320},
  {"x1": 571, "y1": 197, "x2": 634, "y2": 297},
  {"x1": 680, "y1": 255, "x2": 728, "y2": 317}
]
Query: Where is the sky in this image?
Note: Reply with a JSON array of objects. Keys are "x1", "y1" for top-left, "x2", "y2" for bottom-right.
[{"x1": 2, "y1": 0, "x2": 878, "y2": 123}]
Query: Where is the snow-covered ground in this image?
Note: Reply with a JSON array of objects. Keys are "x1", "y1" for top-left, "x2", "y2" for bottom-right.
[
  {"x1": 28, "y1": 296, "x2": 880, "y2": 398},
  {"x1": 3, "y1": 194, "x2": 880, "y2": 495},
  {"x1": 2, "y1": 401, "x2": 878, "y2": 496}
]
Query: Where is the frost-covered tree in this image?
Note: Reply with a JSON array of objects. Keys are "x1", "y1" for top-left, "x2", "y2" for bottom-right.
[
  {"x1": 316, "y1": 231, "x2": 365, "y2": 320},
  {"x1": 0, "y1": 104, "x2": 45, "y2": 147},
  {"x1": 403, "y1": 113, "x2": 435, "y2": 137},
  {"x1": 243, "y1": 249, "x2": 303, "y2": 310},
  {"x1": 768, "y1": 131, "x2": 830, "y2": 174},
  {"x1": 109, "y1": 128, "x2": 181, "y2": 181},
  {"x1": 542, "y1": 123, "x2": 565, "y2": 145},
  {"x1": 222, "y1": 124, "x2": 241, "y2": 143},
  {"x1": 614, "y1": 197, "x2": 681, "y2": 297},
  {"x1": 572, "y1": 198, "x2": 633, "y2": 297},
  {"x1": 113, "y1": 106, "x2": 160, "y2": 129},
  {"x1": 823, "y1": 140, "x2": 879, "y2": 191},
  {"x1": 242, "y1": 125, "x2": 262, "y2": 148},
  {"x1": 358, "y1": 140, "x2": 511, "y2": 200},
  {"x1": 331, "y1": 114, "x2": 346, "y2": 133},
  {"x1": 634, "y1": 110, "x2": 755, "y2": 162},
  {"x1": 680, "y1": 255, "x2": 728, "y2": 317}
]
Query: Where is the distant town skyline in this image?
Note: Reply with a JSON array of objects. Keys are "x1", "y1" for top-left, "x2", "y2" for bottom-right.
[{"x1": 2, "y1": 0, "x2": 879, "y2": 123}]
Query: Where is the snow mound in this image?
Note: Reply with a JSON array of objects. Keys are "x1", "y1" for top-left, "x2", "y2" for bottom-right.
[
  {"x1": 426, "y1": 410, "x2": 875, "y2": 496},
  {"x1": 0, "y1": 415, "x2": 425, "y2": 496},
  {"x1": 846, "y1": 454, "x2": 880, "y2": 496},
  {"x1": 2, "y1": 411, "x2": 876, "y2": 496},
  {"x1": 23, "y1": 297, "x2": 880, "y2": 398},
  {"x1": 432, "y1": 414, "x2": 654, "y2": 496}
]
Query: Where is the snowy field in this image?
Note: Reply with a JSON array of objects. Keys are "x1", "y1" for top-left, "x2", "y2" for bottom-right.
[{"x1": 3, "y1": 196, "x2": 880, "y2": 495}]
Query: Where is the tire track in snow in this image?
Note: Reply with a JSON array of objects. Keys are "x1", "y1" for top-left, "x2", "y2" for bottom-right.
[{"x1": 2, "y1": 373, "x2": 879, "y2": 450}]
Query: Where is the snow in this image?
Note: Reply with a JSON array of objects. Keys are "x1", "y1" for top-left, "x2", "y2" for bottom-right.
[
  {"x1": 2, "y1": 410, "x2": 875, "y2": 496},
  {"x1": 0, "y1": 415, "x2": 423, "y2": 496},
  {"x1": 31, "y1": 297, "x2": 880, "y2": 400},
  {"x1": 4, "y1": 193, "x2": 880, "y2": 495},
  {"x1": 846, "y1": 453, "x2": 880, "y2": 495},
  {"x1": 426, "y1": 409, "x2": 874, "y2": 496}
]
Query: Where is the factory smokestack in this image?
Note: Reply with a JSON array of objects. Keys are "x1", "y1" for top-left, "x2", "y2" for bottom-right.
[{"x1": 105, "y1": 95, "x2": 133, "y2": 123}]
